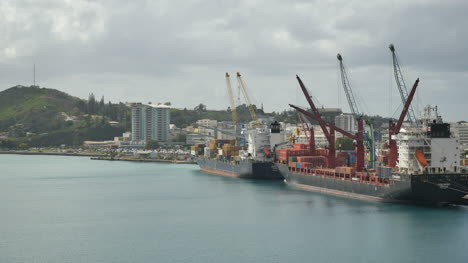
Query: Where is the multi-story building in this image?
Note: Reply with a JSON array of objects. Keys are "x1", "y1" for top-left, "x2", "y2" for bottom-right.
[
  {"x1": 131, "y1": 103, "x2": 170, "y2": 142},
  {"x1": 216, "y1": 121, "x2": 236, "y2": 140},
  {"x1": 196, "y1": 119, "x2": 217, "y2": 137},
  {"x1": 335, "y1": 113, "x2": 356, "y2": 133},
  {"x1": 452, "y1": 121, "x2": 468, "y2": 146},
  {"x1": 186, "y1": 133, "x2": 207, "y2": 145}
]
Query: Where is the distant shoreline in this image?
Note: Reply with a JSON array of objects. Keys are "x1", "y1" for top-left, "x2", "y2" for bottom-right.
[
  {"x1": 0, "y1": 151, "x2": 103, "y2": 157},
  {"x1": 0, "y1": 151, "x2": 196, "y2": 164},
  {"x1": 90, "y1": 156, "x2": 196, "y2": 164}
]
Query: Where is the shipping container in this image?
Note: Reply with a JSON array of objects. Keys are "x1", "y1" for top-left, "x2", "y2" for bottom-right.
[{"x1": 377, "y1": 166, "x2": 392, "y2": 178}]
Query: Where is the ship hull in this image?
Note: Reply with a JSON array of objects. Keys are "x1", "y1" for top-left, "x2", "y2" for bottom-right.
[
  {"x1": 196, "y1": 158, "x2": 283, "y2": 180},
  {"x1": 277, "y1": 164, "x2": 468, "y2": 204}
]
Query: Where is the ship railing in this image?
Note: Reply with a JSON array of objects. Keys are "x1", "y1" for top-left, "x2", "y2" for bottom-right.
[{"x1": 288, "y1": 166, "x2": 390, "y2": 186}]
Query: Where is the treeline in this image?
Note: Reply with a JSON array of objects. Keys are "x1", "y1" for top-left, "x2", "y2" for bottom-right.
[{"x1": 76, "y1": 93, "x2": 131, "y2": 129}]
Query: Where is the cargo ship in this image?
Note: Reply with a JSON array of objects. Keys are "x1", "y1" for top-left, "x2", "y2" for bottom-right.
[
  {"x1": 276, "y1": 105, "x2": 468, "y2": 205},
  {"x1": 194, "y1": 121, "x2": 287, "y2": 180}
]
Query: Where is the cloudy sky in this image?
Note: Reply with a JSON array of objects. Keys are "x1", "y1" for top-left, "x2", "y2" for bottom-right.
[{"x1": 1, "y1": 0, "x2": 467, "y2": 121}]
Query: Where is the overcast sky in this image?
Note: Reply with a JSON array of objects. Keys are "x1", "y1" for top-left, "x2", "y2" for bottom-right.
[{"x1": 1, "y1": 0, "x2": 467, "y2": 121}]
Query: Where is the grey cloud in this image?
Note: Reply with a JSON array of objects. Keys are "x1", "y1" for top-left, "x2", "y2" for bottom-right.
[{"x1": 0, "y1": 0, "x2": 467, "y2": 121}]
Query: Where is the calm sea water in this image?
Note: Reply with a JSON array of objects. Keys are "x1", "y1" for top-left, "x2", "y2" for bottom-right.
[{"x1": 1, "y1": 154, "x2": 468, "y2": 263}]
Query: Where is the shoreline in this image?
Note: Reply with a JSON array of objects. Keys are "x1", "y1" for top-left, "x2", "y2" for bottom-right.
[
  {"x1": 0, "y1": 151, "x2": 196, "y2": 164},
  {"x1": 0, "y1": 151, "x2": 103, "y2": 157},
  {"x1": 90, "y1": 156, "x2": 196, "y2": 164}
]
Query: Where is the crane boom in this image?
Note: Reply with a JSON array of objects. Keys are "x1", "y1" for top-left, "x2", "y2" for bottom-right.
[
  {"x1": 225, "y1": 73, "x2": 238, "y2": 129},
  {"x1": 295, "y1": 75, "x2": 330, "y2": 139},
  {"x1": 290, "y1": 105, "x2": 357, "y2": 139},
  {"x1": 389, "y1": 44, "x2": 418, "y2": 127},
  {"x1": 290, "y1": 103, "x2": 365, "y2": 171},
  {"x1": 293, "y1": 75, "x2": 335, "y2": 168},
  {"x1": 337, "y1": 53, "x2": 374, "y2": 168},
  {"x1": 337, "y1": 53, "x2": 361, "y2": 119},
  {"x1": 236, "y1": 72, "x2": 261, "y2": 127},
  {"x1": 394, "y1": 78, "x2": 420, "y2": 134},
  {"x1": 387, "y1": 78, "x2": 420, "y2": 167}
]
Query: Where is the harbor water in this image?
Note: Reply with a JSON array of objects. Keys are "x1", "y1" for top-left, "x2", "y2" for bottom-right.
[{"x1": 1, "y1": 154, "x2": 468, "y2": 263}]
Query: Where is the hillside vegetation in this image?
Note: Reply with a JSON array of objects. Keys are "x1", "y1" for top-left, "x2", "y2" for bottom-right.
[
  {"x1": 0, "y1": 86, "x2": 126, "y2": 148},
  {"x1": 0, "y1": 85, "x2": 80, "y2": 133}
]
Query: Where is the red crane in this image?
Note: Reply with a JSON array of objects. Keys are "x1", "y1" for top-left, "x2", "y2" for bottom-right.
[
  {"x1": 387, "y1": 78, "x2": 420, "y2": 167},
  {"x1": 290, "y1": 104, "x2": 365, "y2": 172},
  {"x1": 295, "y1": 75, "x2": 335, "y2": 168}
]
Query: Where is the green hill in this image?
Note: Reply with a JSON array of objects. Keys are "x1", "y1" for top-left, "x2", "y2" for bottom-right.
[
  {"x1": 0, "y1": 86, "x2": 127, "y2": 148},
  {"x1": 0, "y1": 85, "x2": 80, "y2": 133}
]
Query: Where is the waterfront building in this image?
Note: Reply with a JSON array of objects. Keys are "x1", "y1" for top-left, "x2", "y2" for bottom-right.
[{"x1": 131, "y1": 103, "x2": 170, "y2": 142}]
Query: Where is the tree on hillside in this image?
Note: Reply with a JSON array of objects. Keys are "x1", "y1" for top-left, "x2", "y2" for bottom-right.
[
  {"x1": 76, "y1": 100, "x2": 86, "y2": 113},
  {"x1": 88, "y1": 93, "x2": 96, "y2": 114},
  {"x1": 99, "y1": 96, "x2": 105, "y2": 114},
  {"x1": 194, "y1": 103, "x2": 206, "y2": 113}
]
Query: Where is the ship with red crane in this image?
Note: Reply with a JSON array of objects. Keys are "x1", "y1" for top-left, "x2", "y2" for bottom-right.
[{"x1": 275, "y1": 48, "x2": 468, "y2": 204}]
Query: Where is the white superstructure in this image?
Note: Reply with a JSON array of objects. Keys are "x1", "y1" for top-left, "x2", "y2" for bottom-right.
[
  {"x1": 395, "y1": 106, "x2": 461, "y2": 174},
  {"x1": 239, "y1": 121, "x2": 286, "y2": 161}
]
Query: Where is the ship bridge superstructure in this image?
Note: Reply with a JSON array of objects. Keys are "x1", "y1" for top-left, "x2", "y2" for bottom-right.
[{"x1": 396, "y1": 106, "x2": 461, "y2": 174}]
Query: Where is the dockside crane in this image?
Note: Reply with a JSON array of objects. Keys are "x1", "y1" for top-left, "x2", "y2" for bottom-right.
[
  {"x1": 337, "y1": 54, "x2": 361, "y2": 118},
  {"x1": 295, "y1": 75, "x2": 336, "y2": 168},
  {"x1": 337, "y1": 53, "x2": 375, "y2": 169},
  {"x1": 225, "y1": 73, "x2": 239, "y2": 132},
  {"x1": 387, "y1": 78, "x2": 420, "y2": 167},
  {"x1": 389, "y1": 44, "x2": 418, "y2": 127},
  {"x1": 289, "y1": 103, "x2": 365, "y2": 171},
  {"x1": 236, "y1": 72, "x2": 261, "y2": 128}
]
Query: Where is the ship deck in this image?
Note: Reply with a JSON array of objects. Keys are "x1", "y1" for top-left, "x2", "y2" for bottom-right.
[{"x1": 284, "y1": 166, "x2": 391, "y2": 186}]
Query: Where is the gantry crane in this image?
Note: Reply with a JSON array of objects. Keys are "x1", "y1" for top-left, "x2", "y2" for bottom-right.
[
  {"x1": 337, "y1": 53, "x2": 375, "y2": 169},
  {"x1": 236, "y1": 72, "x2": 261, "y2": 128},
  {"x1": 389, "y1": 44, "x2": 418, "y2": 127},
  {"x1": 225, "y1": 73, "x2": 239, "y2": 132}
]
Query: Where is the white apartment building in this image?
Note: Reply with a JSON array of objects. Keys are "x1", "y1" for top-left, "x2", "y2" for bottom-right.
[{"x1": 131, "y1": 103, "x2": 170, "y2": 142}]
